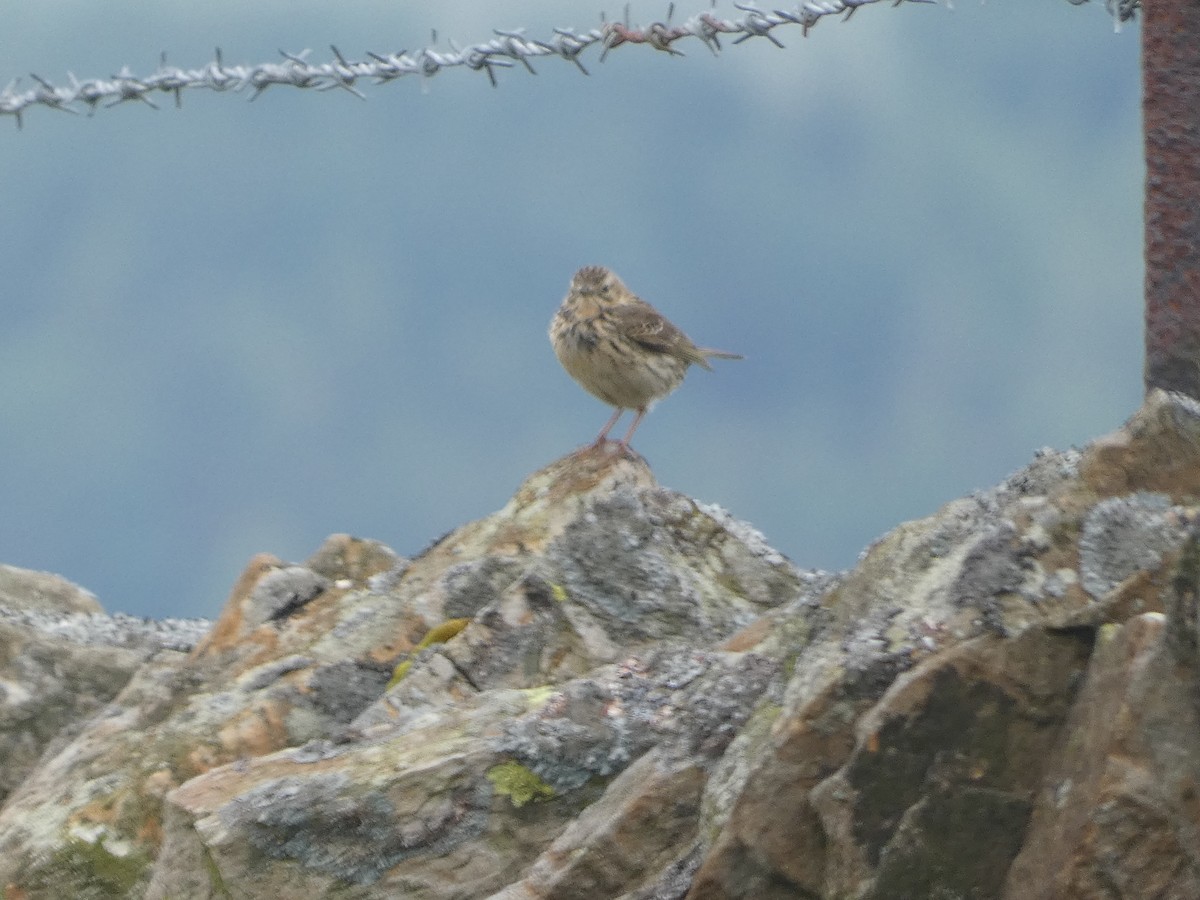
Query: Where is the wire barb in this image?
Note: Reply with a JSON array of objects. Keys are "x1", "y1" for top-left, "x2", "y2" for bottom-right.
[{"x1": 0, "y1": 0, "x2": 1131, "y2": 125}]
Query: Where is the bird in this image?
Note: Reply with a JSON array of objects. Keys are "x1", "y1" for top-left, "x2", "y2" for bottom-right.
[{"x1": 549, "y1": 265, "x2": 742, "y2": 451}]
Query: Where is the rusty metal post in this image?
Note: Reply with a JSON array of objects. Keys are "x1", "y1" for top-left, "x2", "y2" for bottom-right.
[{"x1": 1143, "y1": 0, "x2": 1200, "y2": 397}]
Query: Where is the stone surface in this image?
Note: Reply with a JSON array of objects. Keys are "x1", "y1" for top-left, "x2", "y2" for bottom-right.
[
  {"x1": 0, "y1": 564, "x2": 103, "y2": 614},
  {"x1": 2, "y1": 393, "x2": 1200, "y2": 898},
  {"x1": 1003, "y1": 613, "x2": 1200, "y2": 899},
  {"x1": 0, "y1": 566, "x2": 209, "y2": 810}
]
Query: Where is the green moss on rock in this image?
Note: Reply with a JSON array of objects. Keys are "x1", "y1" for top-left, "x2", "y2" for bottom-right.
[
  {"x1": 418, "y1": 618, "x2": 471, "y2": 647},
  {"x1": 387, "y1": 618, "x2": 472, "y2": 688},
  {"x1": 386, "y1": 659, "x2": 414, "y2": 690},
  {"x1": 487, "y1": 761, "x2": 556, "y2": 808},
  {"x1": 22, "y1": 834, "x2": 152, "y2": 899},
  {"x1": 201, "y1": 840, "x2": 234, "y2": 899}
]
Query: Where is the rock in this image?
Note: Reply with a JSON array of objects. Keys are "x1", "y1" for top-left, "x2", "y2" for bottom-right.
[
  {"x1": 686, "y1": 390, "x2": 1200, "y2": 899},
  {"x1": 0, "y1": 567, "x2": 209, "y2": 809},
  {"x1": 0, "y1": 447, "x2": 804, "y2": 897},
  {"x1": 3, "y1": 394, "x2": 1200, "y2": 898},
  {"x1": 487, "y1": 748, "x2": 708, "y2": 899},
  {"x1": 1003, "y1": 613, "x2": 1200, "y2": 898},
  {"x1": 1078, "y1": 492, "x2": 1181, "y2": 600},
  {"x1": 809, "y1": 628, "x2": 1092, "y2": 899},
  {"x1": 0, "y1": 564, "x2": 103, "y2": 614}
]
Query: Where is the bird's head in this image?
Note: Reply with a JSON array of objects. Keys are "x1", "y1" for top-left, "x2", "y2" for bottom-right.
[{"x1": 570, "y1": 265, "x2": 626, "y2": 301}]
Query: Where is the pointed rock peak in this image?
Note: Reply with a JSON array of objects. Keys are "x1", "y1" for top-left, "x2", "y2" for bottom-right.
[
  {"x1": 512, "y1": 442, "x2": 658, "y2": 509},
  {"x1": 1082, "y1": 389, "x2": 1200, "y2": 497}
]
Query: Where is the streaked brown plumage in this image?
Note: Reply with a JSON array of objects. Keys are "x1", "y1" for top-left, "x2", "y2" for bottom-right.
[{"x1": 549, "y1": 265, "x2": 742, "y2": 450}]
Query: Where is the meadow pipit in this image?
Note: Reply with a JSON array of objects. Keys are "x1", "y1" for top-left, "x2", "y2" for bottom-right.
[{"x1": 549, "y1": 265, "x2": 742, "y2": 450}]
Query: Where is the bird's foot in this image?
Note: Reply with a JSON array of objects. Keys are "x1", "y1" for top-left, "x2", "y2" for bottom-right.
[{"x1": 612, "y1": 440, "x2": 644, "y2": 461}]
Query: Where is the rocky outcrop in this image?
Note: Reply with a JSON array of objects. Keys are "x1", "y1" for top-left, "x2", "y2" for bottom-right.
[
  {"x1": 2, "y1": 391, "x2": 1200, "y2": 898},
  {"x1": 0, "y1": 566, "x2": 208, "y2": 810}
]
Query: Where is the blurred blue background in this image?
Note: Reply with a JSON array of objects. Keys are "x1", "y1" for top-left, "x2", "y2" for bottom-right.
[{"x1": 0, "y1": 1, "x2": 1143, "y2": 619}]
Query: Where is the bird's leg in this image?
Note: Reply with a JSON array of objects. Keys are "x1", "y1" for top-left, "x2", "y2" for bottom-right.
[
  {"x1": 592, "y1": 408, "x2": 624, "y2": 446},
  {"x1": 617, "y1": 408, "x2": 648, "y2": 451}
]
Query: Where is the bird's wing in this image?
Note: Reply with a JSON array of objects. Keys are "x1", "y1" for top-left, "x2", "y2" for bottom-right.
[{"x1": 612, "y1": 300, "x2": 708, "y2": 366}]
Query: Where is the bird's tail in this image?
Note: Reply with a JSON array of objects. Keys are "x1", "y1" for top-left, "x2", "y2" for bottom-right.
[{"x1": 695, "y1": 347, "x2": 743, "y2": 371}]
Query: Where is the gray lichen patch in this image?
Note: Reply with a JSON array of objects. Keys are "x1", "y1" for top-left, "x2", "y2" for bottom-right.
[
  {"x1": 1079, "y1": 493, "x2": 1183, "y2": 600},
  {"x1": 214, "y1": 771, "x2": 488, "y2": 885},
  {"x1": 496, "y1": 647, "x2": 779, "y2": 794}
]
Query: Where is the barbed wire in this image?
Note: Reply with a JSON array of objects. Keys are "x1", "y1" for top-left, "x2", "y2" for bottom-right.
[
  {"x1": 0, "y1": 0, "x2": 1138, "y2": 128},
  {"x1": 1069, "y1": 0, "x2": 1140, "y2": 30}
]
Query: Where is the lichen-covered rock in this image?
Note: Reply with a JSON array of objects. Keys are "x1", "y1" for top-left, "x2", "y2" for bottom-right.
[
  {"x1": 0, "y1": 446, "x2": 805, "y2": 897},
  {"x1": 353, "y1": 450, "x2": 802, "y2": 732},
  {"x1": 1003, "y1": 613, "x2": 1200, "y2": 899},
  {"x1": 5, "y1": 393, "x2": 1200, "y2": 898},
  {"x1": 0, "y1": 566, "x2": 209, "y2": 808},
  {"x1": 147, "y1": 646, "x2": 778, "y2": 900},
  {"x1": 688, "y1": 390, "x2": 1200, "y2": 898},
  {"x1": 0, "y1": 564, "x2": 103, "y2": 614}
]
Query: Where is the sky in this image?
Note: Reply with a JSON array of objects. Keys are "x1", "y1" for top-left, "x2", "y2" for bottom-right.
[{"x1": 0, "y1": 1, "x2": 1143, "y2": 619}]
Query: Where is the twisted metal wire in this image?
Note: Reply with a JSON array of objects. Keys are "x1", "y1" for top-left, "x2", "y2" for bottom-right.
[{"x1": 0, "y1": 0, "x2": 1137, "y2": 127}]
